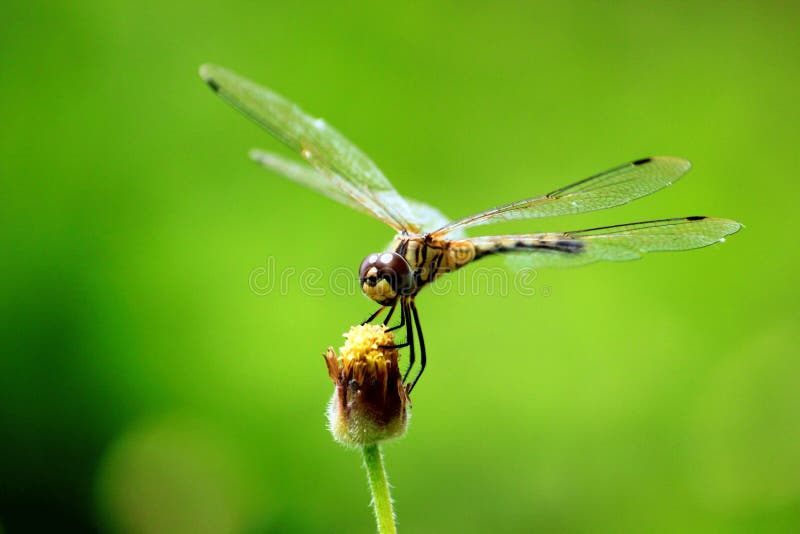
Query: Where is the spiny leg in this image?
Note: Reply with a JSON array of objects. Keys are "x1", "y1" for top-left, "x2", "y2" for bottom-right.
[
  {"x1": 407, "y1": 299, "x2": 426, "y2": 393},
  {"x1": 361, "y1": 306, "x2": 385, "y2": 325},
  {"x1": 401, "y1": 298, "x2": 416, "y2": 384}
]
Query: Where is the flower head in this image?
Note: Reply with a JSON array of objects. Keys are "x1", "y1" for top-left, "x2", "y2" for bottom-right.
[{"x1": 325, "y1": 324, "x2": 410, "y2": 447}]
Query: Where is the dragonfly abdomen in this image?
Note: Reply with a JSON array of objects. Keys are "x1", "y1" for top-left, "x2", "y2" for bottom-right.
[{"x1": 472, "y1": 236, "x2": 585, "y2": 259}]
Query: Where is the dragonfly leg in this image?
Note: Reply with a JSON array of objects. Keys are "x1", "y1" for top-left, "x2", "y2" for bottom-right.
[
  {"x1": 386, "y1": 299, "x2": 406, "y2": 333},
  {"x1": 401, "y1": 298, "x2": 416, "y2": 384},
  {"x1": 361, "y1": 306, "x2": 385, "y2": 325},
  {"x1": 382, "y1": 300, "x2": 398, "y2": 326},
  {"x1": 379, "y1": 302, "x2": 409, "y2": 349},
  {"x1": 407, "y1": 299, "x2": 426, "y2": 394}
]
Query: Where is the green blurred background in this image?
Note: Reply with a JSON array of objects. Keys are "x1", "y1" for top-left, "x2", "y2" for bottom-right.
[{"x1": 2, "y1": 1, "x2": 799, "y2": 532}]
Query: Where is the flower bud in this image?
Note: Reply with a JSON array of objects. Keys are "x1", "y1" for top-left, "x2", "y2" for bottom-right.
[{"x1": 324, "y1": 324, "x2": 410, "y2": 447}]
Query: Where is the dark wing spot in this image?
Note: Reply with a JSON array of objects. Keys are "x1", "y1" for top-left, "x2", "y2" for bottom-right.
[
  {"x1": 205, "y1": 78, "x2": 220, "y2": 92},
  {"x1": 686, "y1": 215, "x2": 707, "y2": 221},
  {"x1": 632, "y1": 157, "x2": 652, "y2": 166}
]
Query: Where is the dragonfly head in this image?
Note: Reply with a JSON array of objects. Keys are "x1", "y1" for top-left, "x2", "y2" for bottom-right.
[{"x1": 359, "y1": 252, "x2": 415, "y2": 305}]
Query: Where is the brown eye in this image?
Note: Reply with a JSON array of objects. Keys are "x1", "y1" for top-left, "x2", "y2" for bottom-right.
[{"x1": 359, "y1": 252, "x2": 415, "y2": 295}]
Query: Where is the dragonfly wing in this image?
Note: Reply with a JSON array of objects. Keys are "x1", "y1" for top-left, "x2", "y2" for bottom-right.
[
  {"x1": 201, "y1": 64, "x2": 415, "y2": 231},
  {"x1": 251, "y1": 149, "x2": 460, "y2": 238},
  {"x1": 467, "y1": 217, "x2": 742, "y2": 269},
  {"x1": 432, "y1": 157, "x2": 692, "y2": 237},
  {"x1": 250, "y1": 149, "x2": 373, "y2": 217},
  {"x1": 405, "y1": 199, "x2": 465, "y2": 238}
]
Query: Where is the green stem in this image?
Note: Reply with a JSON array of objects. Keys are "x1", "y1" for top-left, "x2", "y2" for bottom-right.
[{"x1": 362, "y1": 444, "x2": 397, "y2": 534}]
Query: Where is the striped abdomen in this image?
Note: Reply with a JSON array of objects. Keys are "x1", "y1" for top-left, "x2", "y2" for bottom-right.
[
  {"x1": 391, "y1": 234, "x2": 585, "y2": 294},
  {"x1": 468, "y1": 235, "x2": 585, "y2": 259}
]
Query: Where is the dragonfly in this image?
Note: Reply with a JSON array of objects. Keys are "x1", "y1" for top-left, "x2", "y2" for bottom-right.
[{"x1": 200, "y1": 64, "x2": 741, "y2": 393}]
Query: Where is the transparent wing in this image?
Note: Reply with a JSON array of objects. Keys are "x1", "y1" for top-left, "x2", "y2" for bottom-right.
[
  {"x1": 432, "y1": 157, "x2": 692, "y2": 237},
  {"x1": 467, "y1": 217, "x2": 742, "y2": 268},
  {"x1": 251, "y1": 149, "x2": 463, "y2": 236},
  {"x1": 405, "y1": 200, "x2": 464, "y2": 238},
  {"x1": 201, "y1": 64, "x2": 415, "y2": 231},
  {"x1": 250, "y1": 149, "x2": 373, "y2": 217}
]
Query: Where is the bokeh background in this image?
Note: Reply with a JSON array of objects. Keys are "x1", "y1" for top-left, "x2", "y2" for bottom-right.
[{"x1": 2, "y1": 1, "x2": 799, "y2": 532}]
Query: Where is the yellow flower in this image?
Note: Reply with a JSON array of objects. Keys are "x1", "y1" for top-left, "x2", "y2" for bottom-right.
[{"x1": 325, "y1": 324, "x2": 410, "y2": 447}]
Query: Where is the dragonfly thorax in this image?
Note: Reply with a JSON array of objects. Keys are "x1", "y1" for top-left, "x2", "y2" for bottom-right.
[{"x1": 359, "y1": 252, "x2": 416, "y2": 305}]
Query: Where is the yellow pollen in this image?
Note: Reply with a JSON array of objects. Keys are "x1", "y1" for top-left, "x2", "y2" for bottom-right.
[{"x1": 339, "y1": 324, "x2": 395, "y2": 363}]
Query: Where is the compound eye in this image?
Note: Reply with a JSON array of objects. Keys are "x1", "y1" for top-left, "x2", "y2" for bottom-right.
[
  {"x1": 359, "y1": 252, "x2": 415, "y2": 295},
  {"x1": 358, "y1": 253, "x2": 381, "y2": 284},
  {"x1": 379, "y1": 252, "x2": 414, "y2": 291}
]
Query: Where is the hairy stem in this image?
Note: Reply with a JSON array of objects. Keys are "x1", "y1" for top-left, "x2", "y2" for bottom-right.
[{"x1": 362, "y1": 444, "x2": 397, "y2": 534}]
